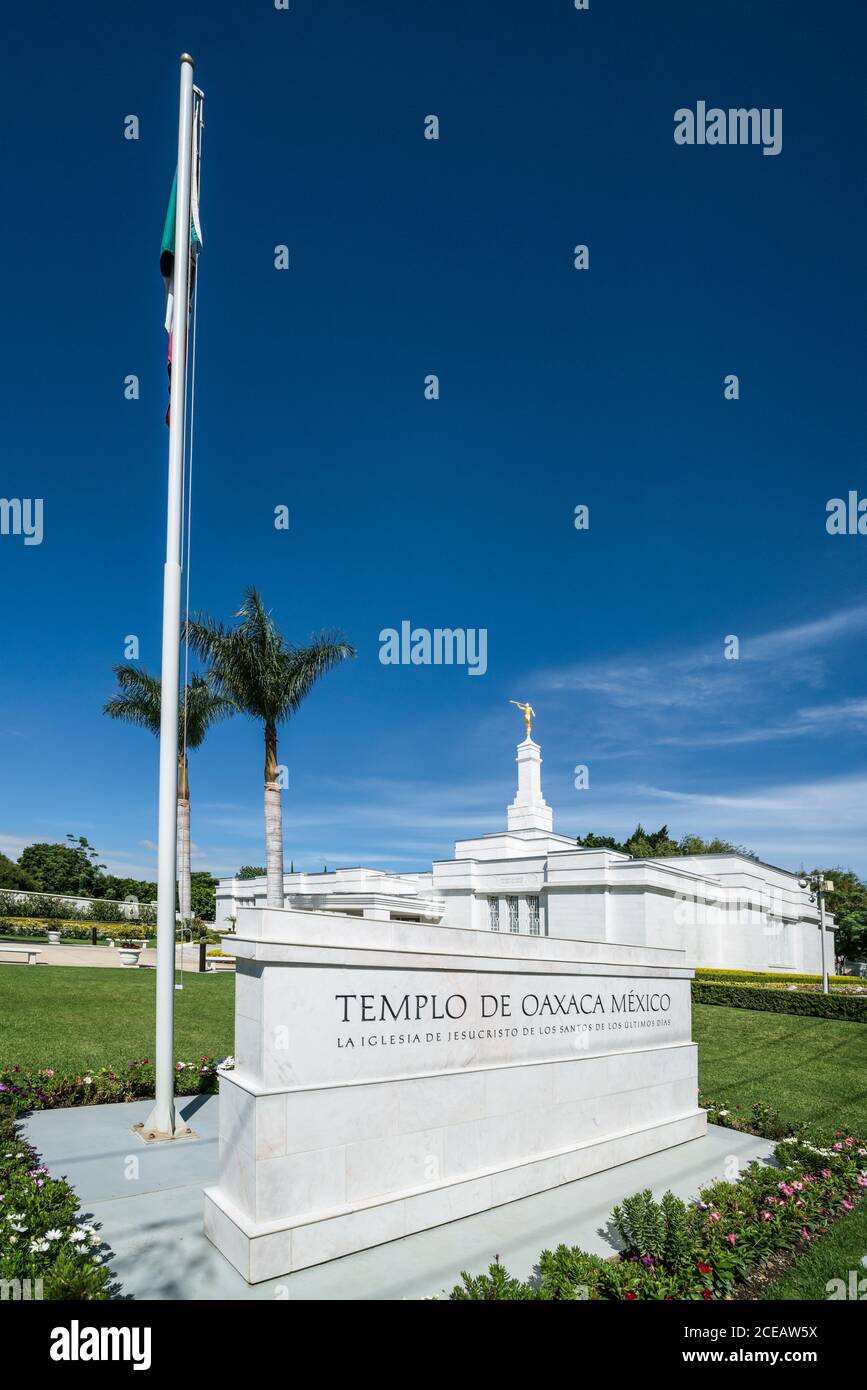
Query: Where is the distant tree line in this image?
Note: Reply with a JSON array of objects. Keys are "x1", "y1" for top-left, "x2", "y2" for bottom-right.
[
  {"x1": 576, "y1": 823, "x2": 756, "y2": 860},
  {"x1": 0, "y1": 834, "x2": 218, "y2": 921}
]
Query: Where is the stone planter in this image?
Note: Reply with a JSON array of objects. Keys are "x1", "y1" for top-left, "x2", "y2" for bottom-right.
[
  {"x1": 117, "y1": 948, "x2": 141, "y2": 968},
  {"x1": 46, "y1": 930, "x2": 61, "y2": 946}
]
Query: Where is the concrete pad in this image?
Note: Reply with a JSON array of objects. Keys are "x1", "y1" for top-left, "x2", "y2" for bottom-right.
[{"x1": 22, "y1": 1094, "x2": 776, "y2": 1300}]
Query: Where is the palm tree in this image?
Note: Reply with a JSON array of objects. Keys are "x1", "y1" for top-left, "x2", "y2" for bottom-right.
[
  {"x1": 103, "y1": 666, "x2": 233, "y2": 921},
  {"x1": 186, "y1": 588, "x2": 355, "y2": 907}
]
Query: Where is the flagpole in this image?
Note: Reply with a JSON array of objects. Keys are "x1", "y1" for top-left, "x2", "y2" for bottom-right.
[{"x1": 143, "y1": 53, "x2": 196, "y2": 1139}]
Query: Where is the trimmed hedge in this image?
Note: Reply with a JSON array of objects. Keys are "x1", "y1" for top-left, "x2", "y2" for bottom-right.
[
  {"x1": 0, "y1": 891, "x2": 157, "y2": 926},
  {"x1": 693, "y1": 980, "x2": 867, "y2": 1023},
  {"x1": 695, "y1": 967, "x2": 853, "y2": 988}
]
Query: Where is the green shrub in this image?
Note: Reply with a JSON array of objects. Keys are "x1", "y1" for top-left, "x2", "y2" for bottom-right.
[
  {"x1": 0, "y1": 891, "x2": 156, "y2": 929},
  {"x1": 692, "y1": 980, "x2": 867, "y2": 1022},
  {"x1": 450, "y1": 1260, "x2": 537, "y2": 1300},
  {"x1": 448, "y1": 1122, "x2": 867, "y2": 1301}
]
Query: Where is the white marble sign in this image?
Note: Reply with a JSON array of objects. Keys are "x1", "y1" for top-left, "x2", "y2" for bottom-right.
[
  {"x1": 204, "y1": 908, "x2": 706, "y2": 1283},
  {"x1": 258, "y1": 967, "x2": 689, "y2": 1088}
]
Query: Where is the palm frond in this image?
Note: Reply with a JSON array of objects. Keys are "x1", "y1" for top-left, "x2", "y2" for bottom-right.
[
  {"x1": 186, "y1": 590, "x2": 355, "y2": 729},
  {"x1": 104, "y1": 663, "x2": 234, "y2": 752},
  {"x1": 103, "y1": 665, "x2": 162, "y2": 736}
]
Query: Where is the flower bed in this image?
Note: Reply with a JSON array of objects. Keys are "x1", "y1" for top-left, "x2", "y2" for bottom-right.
[
  {"x1": 0, "y1": 919, "x2": 153, "y2": 942},
  {"x1": 0, "y1": 1056, "x2": 233, "y2": 1114},
  {"x1": 0, "y1": 1105, "x2": 111, "y2": 1299},
  {"x1": 449, "y1": 1124, "x2": 867, "y2": 1300}
]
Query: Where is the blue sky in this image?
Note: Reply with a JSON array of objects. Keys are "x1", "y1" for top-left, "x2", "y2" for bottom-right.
[{"x1": 2, "y1": 1, "x2": 867, "y2": 880}]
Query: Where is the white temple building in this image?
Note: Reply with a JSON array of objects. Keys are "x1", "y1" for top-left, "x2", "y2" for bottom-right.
[{"x1": 215, "y1": 735, "x2": 828, "y2": 974}]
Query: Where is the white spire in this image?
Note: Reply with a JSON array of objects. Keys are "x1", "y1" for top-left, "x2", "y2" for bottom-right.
[{"x1": 507, "y1": 735, "x2": 553, "y2": 832}]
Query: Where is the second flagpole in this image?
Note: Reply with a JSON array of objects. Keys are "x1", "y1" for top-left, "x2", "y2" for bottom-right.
[{"x1": 142, "y1": 52, "x2": 196, "y2": 1140}]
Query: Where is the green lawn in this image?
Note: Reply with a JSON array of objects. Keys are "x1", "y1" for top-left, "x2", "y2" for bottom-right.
[
  {"x1": 0, "y1": 965, "x2": 233, "y2": 1071},
  {"x1": 693, "y1": 1002, "x2": 867, "y2": 1135},
  {"x1": 763, "y1": 1199, "x2": 867, "y2": 1300},
  {"x1": 2, "y1": 973, "x2": 865, "y2": 1140}
]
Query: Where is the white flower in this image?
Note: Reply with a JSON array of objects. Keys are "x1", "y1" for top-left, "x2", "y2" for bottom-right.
[
  {"x1": 29, "y1": 1238, "x2": 49, "y2": 1253},
  {"x1": 82, "y1": 1076, "x2": 93, "y2": 1085},
  {"x1": 69, "y1": 1229, "x2": 88, "y2": 1244},
  {"x1": 9, "y1": 1221, "x2": 27, "y2": 1233},
  {"x1": 718, "y1": 1109, "x2": 729, "y2": 1117},
  {"x1": 45, "y1": 1228, "x2": 63, "y2": 1241}
]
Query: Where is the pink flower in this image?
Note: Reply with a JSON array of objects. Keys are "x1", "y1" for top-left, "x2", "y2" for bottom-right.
[
  {"x1": 709, "y1": 1211, "x2": 720, "y2": 1223},
  {"x1": 760, "y1": 1211, "x2": 772, "y2": 1222},
  {"x1": 791, "y1": 1181, "x2": 803, "y2": 1191},
  {"x1": 778, "y1": 1182, "x2": 794, "y2": 1196},
  {"x1": 832, "y1": 1143, "x2": 843, "y2": 1152},
  {"x1": 845, "y1": 1137, "x2": 855, "y2": 1147},
  {"x1": 800, "y1": 1228, "x2": 809, "y2": 1239},
  {"x1": 841, "y1": 1199, "x2": 854, "y2": 1211},
  {"x1": 821, "y1": 1169, "x2": 832, "y2": 1178},
  {"x1": 856, "y1": 1176, "x2": 867, "y2": 1188},
  {"x1": 727, "y1": 1234, "x2": 736, "y2": 1246}
]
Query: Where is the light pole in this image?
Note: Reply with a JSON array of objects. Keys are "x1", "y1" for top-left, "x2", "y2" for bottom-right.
[{"x1": 799, "y1": 873, "x2": 834, "y2": 995}]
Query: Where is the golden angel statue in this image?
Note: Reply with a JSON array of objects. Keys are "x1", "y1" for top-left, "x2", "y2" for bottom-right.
[{"x1": 509, "y1": 700, "x2": 536, "y2": 740}]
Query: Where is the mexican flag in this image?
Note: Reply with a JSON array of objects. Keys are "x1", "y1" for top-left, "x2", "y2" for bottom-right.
[{"x1": 160, "y1": 110, "x2": 203, "y2": 422}]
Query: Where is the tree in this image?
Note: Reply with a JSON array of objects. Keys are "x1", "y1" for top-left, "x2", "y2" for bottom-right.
[
  {"x1": 101, "y1": 874, "x2": 157, "y2": 904},
  {"x1": 236, "y1": 866, "x2": 267, "y2": 880},
  {"x1": 809, "y1": 868, "x2": 867, "y2": 960},
  {"x1": 103, "y1": 666, "x2": 233, "y2": 921},
  {"x1": 190, "y1": 871, "x2": 218, "y2": 921},
  {"x1": 186, "y1": 588, "x2": 355, "y2": 907},
  {"x1": 0, "y1": 851, "x2": 35, "y2": 891},
  {"x1": 576, "y1": 825, "x2": 757, "y2": 860},
  {"x1": 18, "y1": 836, "x2": 105, "y2": 895}
]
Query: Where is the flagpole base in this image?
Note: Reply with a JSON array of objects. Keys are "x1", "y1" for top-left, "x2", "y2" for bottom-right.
[{"x1": 135, "y1": 1100, "x2": 196, "y2": 1143}]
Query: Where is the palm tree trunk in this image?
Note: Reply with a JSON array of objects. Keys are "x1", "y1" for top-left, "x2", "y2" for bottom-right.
[
  {"x1": 264, "y1": 722, "x2": 284, "y2": 908},
  {"x1": 177, "y1": 754, "x2": 192, "y2": 922}
]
